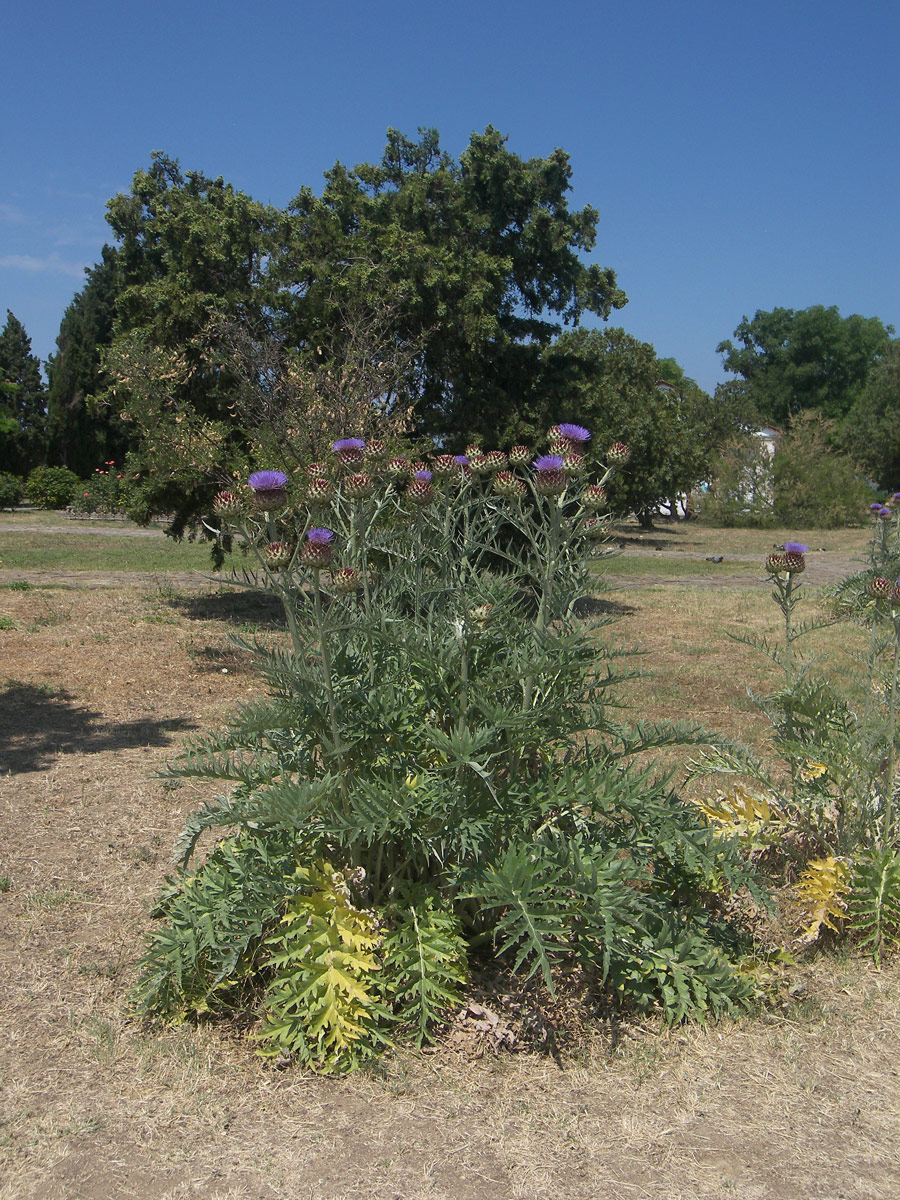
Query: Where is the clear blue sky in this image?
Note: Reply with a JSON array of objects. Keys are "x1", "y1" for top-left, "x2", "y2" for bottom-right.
[{"x1": 2, "y1": 0, "x2": 897, "y2": 394}]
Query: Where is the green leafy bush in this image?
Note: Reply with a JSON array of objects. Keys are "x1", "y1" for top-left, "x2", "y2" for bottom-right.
[
  {"x1": 137, "y1": 431, "x2": 764, "y2": 1069},
  {"x1": 69, "y1": 461, "x2": 133, "y2": 515},
  {"x1": 773, "y1": 411, "x2": 871, "y2": 529},
  {"x1": 24, "y1": 465, "x2": 80, "y2": 510},
  {"x1": 0, "y1": 473, "x2": 23, "y2": 510},
  {"x1": 693, "y1": 517, "x2": 900, "y2": 959}
]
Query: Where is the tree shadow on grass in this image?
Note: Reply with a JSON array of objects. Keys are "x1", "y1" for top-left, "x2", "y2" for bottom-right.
[
  {"x1": 0, "y1": 681, "x2": 195, "y2": 775},
  {"x1": 167, "y1": 588, "x2": 285, "y2": 630}
]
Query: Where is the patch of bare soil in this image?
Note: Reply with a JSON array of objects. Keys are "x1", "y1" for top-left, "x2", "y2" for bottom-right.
[{"x1": 2, "y1": 579, "x2": 899, "y2": 1200}]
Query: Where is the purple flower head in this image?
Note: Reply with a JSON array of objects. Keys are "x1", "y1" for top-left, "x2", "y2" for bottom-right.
[
  {"x1": 414, "y1": 469, "x2": 433, "y2": 482},
  {"x1": 892, "y1": 493, "x2": 900, "y2": 502},
  {"x1": 534, "y1": 454, "x2": 564, "y2": 472},
  {"x1": 453, "y1": 455, "x2": 469, "y2": 466},
  {"x1": 871, "y1": 503, "x2": 885, "y2": 511},
  {"x1": 556, "y1": 423, "x2": 591, "y2": 444},
  {"x1": 878, "y1": 507, "x2": 893, "y2": 519},
  {"x1": 248, "y1": 470, "x2": 288, "y2": 492},
  {"x1": 783, "y1": 542, "x2": 809, "y2": 555},
  {"x1": 332, "y1": 438, "x2": 365, "y2": 453},
  {"x1": 307, "y1": 527, "x2": 334, "y2": 545}
]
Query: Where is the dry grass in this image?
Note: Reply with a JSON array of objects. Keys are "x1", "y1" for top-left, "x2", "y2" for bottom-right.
[{"x1": 2, "y1": 528, "x2": 899, "y2": 1199}]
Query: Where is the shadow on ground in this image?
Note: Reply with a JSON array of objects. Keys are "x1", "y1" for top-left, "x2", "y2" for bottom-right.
[
  {"x1": 0, "y1": 682, "x2": 195, "y2": 774},
  {"x1": 168, "y1": 587, "x2": 285, "y2": 628}
]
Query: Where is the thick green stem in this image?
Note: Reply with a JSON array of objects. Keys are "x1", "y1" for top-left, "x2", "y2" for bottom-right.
[
  {"x1": 312, "y1": 571, "x2": 342, "y2": 769},
  {"x1": 884, "y1": 621, "x2": 900, "y2": 848}
]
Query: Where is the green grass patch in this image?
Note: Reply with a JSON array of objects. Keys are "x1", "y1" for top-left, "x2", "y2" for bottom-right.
[
  {"x1": 595, "y1": 554, "x2": 758, "y2": 578},
  {"x1": 0, "y1": 531, "x2": 217, "y2": 574},
  {"x1": 611, "y1": 518, "x2": 871, "y2": 559}
]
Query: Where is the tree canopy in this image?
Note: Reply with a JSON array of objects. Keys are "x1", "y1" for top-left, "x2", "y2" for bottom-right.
[
  {"x1": 842, "y1": 340, "x2": 900, "y2": 490},
  {"x1": 100, "y1": 130, "x2": 628, "y2": 528},
  {"x1": 0, "y1": 310, "x2": 46, "y2": 474},
  {"x1": 278, "y1": 127, "x2": 627, "y2": 446},
  {"x1": 717, "y1": 305, "x2": 894, "y2": 425},
  {"x1": 45, "y1": 246, "x2": 127, "y2": 476},
  {"x1": 103, "y1": 153, "x2": 285, "y2": 529},
  {"x1": 536, "y1": 327, "x2": 734, "y2": 524}
]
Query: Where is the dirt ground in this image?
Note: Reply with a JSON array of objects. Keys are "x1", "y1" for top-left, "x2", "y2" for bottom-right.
[{"x1": 2, "y1": 557, "x2": 900, "y2": 1199}]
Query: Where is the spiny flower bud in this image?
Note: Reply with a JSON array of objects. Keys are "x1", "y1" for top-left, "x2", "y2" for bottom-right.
[
  {"x1": 431, "y1": 454, "x2": 458, "y2": 477},
  {"x1": 562, "y1": 453, "x2": 585, "y2": 478},
  {"x1": 493, "y1": 470, "x2": 527, "y2": 500},
  {"x1": 607, "y1": 443, "x2": 631, "y2": 465},
  {"x1": 264, "y1": 541, "x2": 292, "y2": 569},
  {"x1": 871, "y1": 576, "x2": 892, "y2": 598},
  {"x1": 406, "y1": 479, "x2": 435, "y2": 506},
  {"x1": 299, "y1": 527, "x2": 335, "y2": 568},
  {"x1": 533, "y1": 469, "x2": 567, "y2": 496},
  {"x1": 344, "y1": 472, "x2": 374, "y2": 500},
  {"x1": 483, "y1": 450, "x2": 508, "y2": 472},
  {"x1": 468, "y1": 453, "x2": 493, "y2": 476},
  {"x1": 331, "y1": 566, "x2": 362, "y2": 594},
  {"x1": 465, "y1": 444, "x2": 481, "y2": 459},
  {"x1": 471, "y1": 603, "x2": 494, "y2": 628},
  {"x1": 306, "y1": 477, "x2": 334, "y2": 504},
  {"x1": 766, "y1": 553, "x2": 788, "y2": 574},
  {"x1": 547, "y1": 433, "x2": 569, "y2": 455},
  {"x1": 508, "y1": 444, "x2": 531, "y2": 467},
  {"x1": 386, "y1": 457, "x2": 410, "y2": 478},
  {"x1": 363, "y1": 439, "x2": 387, "y2": 461},
  {"x1": 533, "y1": 455, "x2": 567, "y2": 496},
  {"x1": 581, "y1": 517, "x2": 607, "y2": 539},
  {"x1": 891, "y1": 581, "x2": 900, "y2": 605},
  {"x1": 783, "y1": 542, "x2": 808, "y2": 573},
  {"x1": 248, "y1": 469, "x2": 288, "y2": 511},
  {"x1": 213, "y1": 490, "x2": 243, "y2": 517},
  {"x1": 332, "y1": 438, "x2": 365, "y2": 468},
  {"x1": 581, "y1": 484, "x2": 607, "y2": 511},
  {"x1": 783, "y1": 551, "x2": 806, "y2": 574}
]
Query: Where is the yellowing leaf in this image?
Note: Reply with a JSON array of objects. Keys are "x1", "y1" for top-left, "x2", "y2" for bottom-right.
[
  {"x1": 799, "y1": 761, "x2": 827, "y2": 782},
  {"x1": 796, "y1": 856, "x2": 850, "y2": 944},
  {"x1": 692, "y1": 785, "x2": 782, "y2": 844}
]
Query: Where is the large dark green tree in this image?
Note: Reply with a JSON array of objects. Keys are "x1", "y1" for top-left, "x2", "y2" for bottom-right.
[
  {"x1": 103, "y1": 153, "x2": 285, "y2": 530},
  {"x1": 277, "y1": 126, "x2": 627, "y2": 446},
  {"x1": 0, "y1": 311, "x2": 46, "y2": 474},
  {"x1": 843, "y1": 340, "x2": 900, "y2": 489},
  {"x1": 717, "y1": 305, "x2": 894, "y2": 425},
  {"x1": 537, "y1": 328, "x2": 734, "y2": 525},
  {"x1": 46, "y1": 245, "x2": 126, "y2": 477}
]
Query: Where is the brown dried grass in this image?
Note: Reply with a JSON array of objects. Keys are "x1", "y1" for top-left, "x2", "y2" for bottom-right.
[{"x1": 1, "y1": 544, "x2": 898, "y2": 1200}]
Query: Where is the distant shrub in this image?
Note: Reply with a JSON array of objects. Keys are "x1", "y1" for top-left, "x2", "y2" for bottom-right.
[
  {"x1": 0, "y1": 473, "x2": 23, "y2": 510},
  {"x1": 773, "y1": 412, "x2": 872, "y2": 529},
  {"x1": 701, "y1": 433, "x2": 775, "y2": 527},
  {"x1": 69, "y1": 461, "x2": 133, "y2": 515},
  {"x1": 24, "y1": 466, "x2": 80, "y2": 510},
  {"x1": 702, "y1": 413, "x2": 872, "y2": 529}
]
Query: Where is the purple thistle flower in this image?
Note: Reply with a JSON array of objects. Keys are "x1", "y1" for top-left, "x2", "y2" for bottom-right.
[
  {"x1": 783, "y1": 542, "x2": 809, "y2": 555},
  {"x1": 248, "y1": 470, "x2": 288, "y2": 491},
  {"x1": 307, "y1": 527, "x2": 334, "y2": 545},
  {"x1": 534, "y1": 454, "x2": 564, "y2": 472},
  {"x1": 871, "y1": 502, "x2": 885, "y2": 511},
  {"x1": 556, "y1": 423, "x2": 591, "y2": 444},
  {"x1": 414, "y1": 469, "x2": 433, "y2": 482},
  {"x1": 892, "y1": 493, "x2": 900, "y2": 502},
  {"x1": 878, "y1": 507, "x2": 893, "y2": 519},
  {"x1": 453, "y1": 455, "x2": 469, "y2": 466},
  {"x1": 332, "y1": 438, "x2": 365, "y2": 452}
]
